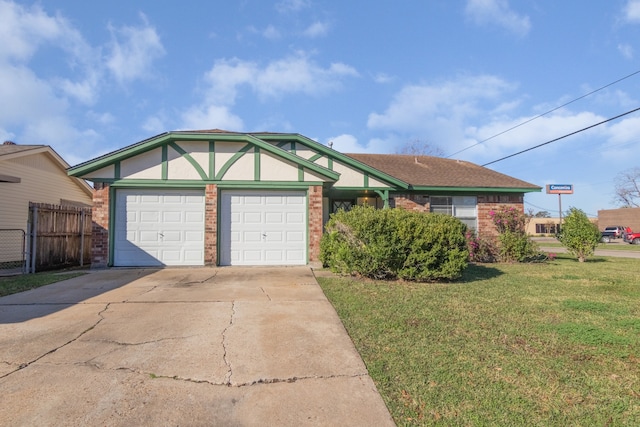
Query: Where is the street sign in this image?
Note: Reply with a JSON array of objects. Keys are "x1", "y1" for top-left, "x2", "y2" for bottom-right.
[{"x1": 546, "y1": 184, "x2": 573, "y2": 194}]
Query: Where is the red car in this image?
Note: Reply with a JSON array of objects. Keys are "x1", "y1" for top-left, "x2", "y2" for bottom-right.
[{"x1": 624, "y1": 231, "x2": 640, "y2": 245}]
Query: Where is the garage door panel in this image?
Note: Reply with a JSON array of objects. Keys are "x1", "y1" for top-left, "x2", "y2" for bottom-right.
[
  {"x1": 220, "y1": 190, "x2": 306, "y2": 266},
  {"x1": 265, "y1": 212, "x2": 284, "y2": 224},
  {"x1": 162, "y1": 211, "x2": 182, "y2": 222},
  {"x1": 114, "y1": 189, "x2": 204, "y2": 267}
]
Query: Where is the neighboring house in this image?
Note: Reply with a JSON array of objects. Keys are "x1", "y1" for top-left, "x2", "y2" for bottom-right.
[
  {"x1": 0, "y1": 142, "x2": 93, "y2": 268},
  {"x1": 0, "y1": 142, "x2": 93, "y2": 230},
  {"x1": 67, "y1": 130, "x2": 541, "y2": 268}
]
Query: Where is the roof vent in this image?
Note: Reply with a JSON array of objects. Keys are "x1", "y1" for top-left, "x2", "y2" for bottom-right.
[{"x1": 3, "y1": 141, "x2": 16, "y2": 145}]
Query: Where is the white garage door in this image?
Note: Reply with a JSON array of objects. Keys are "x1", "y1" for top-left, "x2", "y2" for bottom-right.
[
  {"x1": 220, "y1": 190, "x2": 306, "y2": 266},
  {"x1": 114, "y1": 189, "x2": 205, "y2": 267}
]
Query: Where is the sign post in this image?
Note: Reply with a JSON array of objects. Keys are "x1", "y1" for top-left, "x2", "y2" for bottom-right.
[{"x1": 546, "y1": 184, "x2": 574, "y2": 230}]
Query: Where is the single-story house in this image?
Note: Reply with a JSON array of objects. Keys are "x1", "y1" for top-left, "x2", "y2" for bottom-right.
[
  {"x1": 0, "y1": 142, "x2": 93, "y2": 267},
  {"x1": 0, "y1": 142, "x2": 93, "y2": 229},
  {"x1": 67, "y1": 130, "x2": 541, "y2": 268}
]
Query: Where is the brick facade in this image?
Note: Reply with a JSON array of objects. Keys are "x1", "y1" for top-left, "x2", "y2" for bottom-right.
[
  {"x1": 392, "y1": 193, "x2": 525, "y2": 237},
  {"x1": 477, "y1": 194, "x2": 524, "y2": 238},
  {"x1": 308, "y1": 185, "x2": 323, "y2": 263},
  {"x1": 204, "y1": 184, "x2": 218, "y2": 265},
  {"x1": 91, "y1": 183, "x2": 110, "y2": 268}
]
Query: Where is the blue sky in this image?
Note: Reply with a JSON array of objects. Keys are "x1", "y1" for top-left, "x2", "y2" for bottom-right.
[{"x1": 2, "y1": 0, "x2": 640, "y2": 217}]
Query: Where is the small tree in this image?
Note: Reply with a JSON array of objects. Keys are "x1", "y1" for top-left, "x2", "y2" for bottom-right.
[{"x1": 557, "y1": 207, "x2": 600, "y2": 262}]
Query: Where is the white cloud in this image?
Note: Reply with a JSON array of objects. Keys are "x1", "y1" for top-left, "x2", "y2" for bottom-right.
[
  {"x1": 618, "y1": 43, "x2": 634, "y2": 58},
  {"x1": 373, "y1": 73, "x2": 394, "y2": 84},
  {"x1": 263, "y1": 25, "x2": 281, "y2": 40},
  {"x1": 325, "y1": 134, "x2": 397, "y2": 154},
  {"x1": 106, "y1": 13, "x2": 166, "y2": 84},
  {"x1": 142, "y1": 115, "x2": 167, "y2": 134},
  {"x1": 180, "y1": 105, "x2": 244, "y2": 131},
  {"x1": 275, "y1": 0, "x2": 310, "y2": 13},
  {"x1": 465, "y1": 0, "x2": 531, "y2": 37},
  {"x1": 203, "y1": 52, "x2": 359, "y2": 103},
  {"x1": 368, "y1": 75, "x2": 516, "y2": 133},
  {"x1": 183, "y1": 53, "x2": 358, "y2": 132},
  {"x1": 623, "y1": 0, "x2": 640, "y2": 22},
  {"x1": 303, "y1": 21, "x2": 330, "y2": 38}
]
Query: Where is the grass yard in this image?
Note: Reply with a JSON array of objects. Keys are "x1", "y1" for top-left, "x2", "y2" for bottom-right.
[
  {"x1": 317, "y1": 254, "x2": 640, "y2": 426},
  {"x1": 0, "y1": 271, "x2": 86, "y2": 297}
]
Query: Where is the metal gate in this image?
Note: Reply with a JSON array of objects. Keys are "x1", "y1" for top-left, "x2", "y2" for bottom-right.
[{"x1": 0, "y1": 229, "x2": 26, "y2": 275}]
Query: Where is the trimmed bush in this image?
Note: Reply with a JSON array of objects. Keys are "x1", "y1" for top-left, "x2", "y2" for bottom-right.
[
  {"x1": 320, "y1": 205, "x2": 468, "y2": 281},
  {"x1": 557, "y1": 207, "x2": 601, "y2": 262},
  {"x1": 489, "y1": 205, "x2": 545, "y2": 263}
]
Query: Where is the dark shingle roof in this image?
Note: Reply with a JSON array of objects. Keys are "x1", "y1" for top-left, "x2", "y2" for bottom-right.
[{"x1": 345, "y1": 153, "x2": 540, "y2": 190}]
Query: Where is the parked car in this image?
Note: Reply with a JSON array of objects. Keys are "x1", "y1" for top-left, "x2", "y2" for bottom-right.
[
  {"x1": 624, "y1": 230, "x2": 640, "y2": 245},
  {"x1": 601, "y1": 226, "x2": 627, "y2": 241}
]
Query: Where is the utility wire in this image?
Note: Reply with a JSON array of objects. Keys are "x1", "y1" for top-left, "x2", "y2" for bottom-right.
[
  {"x1": 482, "y1": 106, "x2": 640, "y2": 166},
  {"x1": 446, "y1": 69, "x2": 640, "y2": 158}
]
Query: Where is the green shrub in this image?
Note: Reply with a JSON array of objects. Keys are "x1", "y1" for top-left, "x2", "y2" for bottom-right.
[
  {"x1": 490, "y1": 205, "x2": 545, "y2": 263},
  {"x1": 466, "y1": 231, "x2": 498, "y2": 263},
  {"x1": 320, "y1": 205, "x2": 468, "y2": 281},
  {"x1": 557, "y1": 207, "x2": 601, "y2": 262}
]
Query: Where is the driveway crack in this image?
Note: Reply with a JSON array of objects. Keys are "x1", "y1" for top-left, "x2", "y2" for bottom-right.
[
  {"x1": 221, "y1": 301, "x2": 235, "y2": 385},
  {"x1": 233, "y1": 372, "x2": 370, "y2": 388},
  {"x1": 0, "y1": 303, "x2": 112, "y2": 379}
]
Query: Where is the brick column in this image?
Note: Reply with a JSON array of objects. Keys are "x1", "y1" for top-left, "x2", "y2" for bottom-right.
[
  {"x1": 91, "y1": 183, "x2": 110, "y2": 268},
  {"x1": 204, "y1": 184, "x2": 218, "y2": 266},
  {"x1": 308, "y1": 185, "x2": 323, "y2": 264}
]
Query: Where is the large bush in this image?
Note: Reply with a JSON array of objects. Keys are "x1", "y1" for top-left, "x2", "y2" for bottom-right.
[
  {"x1": 489, "y1": 206, "x2": 544, "y2": 262},
  {"x1": 557, "y1": 207, "x2": 601, "y2": 262},
  {"x1": 319, "y1": 205, "x2": 468, "y2": 281}
]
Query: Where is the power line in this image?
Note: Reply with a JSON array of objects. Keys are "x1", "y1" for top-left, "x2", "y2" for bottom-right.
[
  {"x1": 482, "y1": 106, "x2": 640, "y2": 167},
  {"x1": 446, "y1": 69, "x2": 640, "y2": 158}
]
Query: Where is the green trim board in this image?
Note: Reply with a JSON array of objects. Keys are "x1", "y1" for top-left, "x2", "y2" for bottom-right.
[
  {"x1": 215, "y1": 143, "x2": 253, "y2": 180},
  {"x1": 409, "y1": 186, "x2": 541, "y2": 194},
  {"x1": 209, "y1": 141, "x2": 215, "y2": 179},
  {"x1": 168, "y1": 141, "x2": 208, "y2": 180},
  {"x1": 254, "y1": 133, "x2": 409, "y2": 189},
  {"x1": 68, "y1": 132, "x2": 339, "y2": 182}
]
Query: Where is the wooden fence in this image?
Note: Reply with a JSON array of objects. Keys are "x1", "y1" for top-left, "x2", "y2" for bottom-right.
[{"x1": 27, "y1": 203, "x2": 92, "y2": 273}]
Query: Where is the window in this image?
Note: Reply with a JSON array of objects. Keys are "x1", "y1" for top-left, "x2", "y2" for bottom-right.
[
  {"x1": 332, "y1": 200, "x2": 354, "y2": 213},
  {"x1": 430, "y1": 196, "x2": 477, "y2": 230}
]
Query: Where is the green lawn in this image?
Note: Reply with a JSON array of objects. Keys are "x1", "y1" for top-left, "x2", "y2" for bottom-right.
[
  {"x1": 0, "y1": 271, "x2": 86, "y2": 297},
  {"x1": 317, "y1": 254, "x2": 640, "y2": 426},
  {"x1": 538, "y1": 242, "x2": 640, "y2": 251}
]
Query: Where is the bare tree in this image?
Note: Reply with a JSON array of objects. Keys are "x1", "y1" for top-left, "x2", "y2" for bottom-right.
[
  {"x1": 613, "y1": 167, "x2": 640, "y2": 207},
  {"x1": 395, "y1": 139, "x2": 444, "y2": 157}
]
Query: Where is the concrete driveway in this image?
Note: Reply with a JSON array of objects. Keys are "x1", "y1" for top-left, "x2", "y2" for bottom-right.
[{"x1": 0, "y1": 267, "x2": 395, "y2": 426}]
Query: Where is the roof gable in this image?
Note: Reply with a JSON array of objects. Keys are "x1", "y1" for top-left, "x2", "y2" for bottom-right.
[
  {"x1": 0, "y1": 144, "x2": 93, "y2": 196},
  {"x1": 68, "y1": 131, "x2": 340, "y2": 182}
]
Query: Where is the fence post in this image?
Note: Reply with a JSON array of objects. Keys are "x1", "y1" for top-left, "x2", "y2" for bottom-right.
[
  {"x1": 80, "y1": 209, "x2": 85, "y2": 267},
  {"x1": 25, "y1": 220, "x2": 32, "y2": 274},
  {"x1": 30, "y1": 205, "x2": 38, "y2": 274}
]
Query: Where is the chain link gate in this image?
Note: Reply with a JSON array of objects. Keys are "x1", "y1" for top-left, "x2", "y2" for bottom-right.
[{"x1": 0, "y1": 229, "x2": 26, "y2": 275}]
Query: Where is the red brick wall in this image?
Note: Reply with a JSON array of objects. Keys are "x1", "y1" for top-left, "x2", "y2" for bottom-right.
[
  {"x1": 91, "y1": 183, "x2": 110, "y2": 268},
  {"x1": 204, "y1": 184, "x2": 218, "y2": 265},
  {"x1": 308, "y1": 185, "x2": 323, "y2": 263},
  {"x1": 477, "y1": 195, "x2": 524, "y2": 238},
  {"x1": 392, "y1": 193, "x2": 525, "y2": 237}
]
